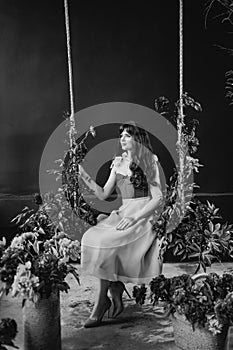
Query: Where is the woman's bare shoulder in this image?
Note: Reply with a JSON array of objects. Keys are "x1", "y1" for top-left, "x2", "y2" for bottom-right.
[{"x1": 110, "y1": 155, "x2": 123, "y2": 169}]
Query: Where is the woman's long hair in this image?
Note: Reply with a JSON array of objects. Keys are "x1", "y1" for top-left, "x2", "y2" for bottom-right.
[{"x1": 119, "y1": 121, "x2": 158, "y2": 190}]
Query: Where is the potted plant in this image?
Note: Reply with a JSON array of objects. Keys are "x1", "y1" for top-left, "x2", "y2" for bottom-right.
[
  {"x1": 154, "y1": 193, "x2": 233, "y2": 273},
  {"x1": 0, "y1": 193, "x2": 80, "y2": 350},
  {"x1": 151, "y1": 94, "x2": 233, "y2": 272},
  {"x1": 149, "y1": 271, "x2": 233, "y2": 350}
]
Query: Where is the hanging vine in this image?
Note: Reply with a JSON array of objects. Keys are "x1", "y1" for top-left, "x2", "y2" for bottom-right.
[
  {"x1": 152, "y1": 93, "x2": 203, "y2": 249},
  {"x1": 61, "y1": 125, "x2": 101, "y2": 226},
  {"x1": 226, "y1": 70, "x2": 233, "y2": 104}
]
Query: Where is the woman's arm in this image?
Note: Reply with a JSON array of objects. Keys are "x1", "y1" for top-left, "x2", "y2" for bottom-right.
[
  {"x1": 116, "y1": 184, "x2": 163, "y2": 230},
  {"x1": 132, "y1": 184, "x2": 163, "y2": 221},
  {"x1": 79, "y1": 164, "x2": 116, "y2": 201}
]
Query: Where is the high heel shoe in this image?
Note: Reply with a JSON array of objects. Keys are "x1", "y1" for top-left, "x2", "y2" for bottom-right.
[
  {"x1": 109, "y1": 281, "x2": 131, "y2": 319},
  {"x1": 84, "y1": 297, "x2": 111, "y2": 328}
]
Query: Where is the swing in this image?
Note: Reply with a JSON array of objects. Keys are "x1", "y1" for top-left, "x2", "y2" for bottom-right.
[{"x1": 61, "y1": 0, "x2": 186, "y2": 225}]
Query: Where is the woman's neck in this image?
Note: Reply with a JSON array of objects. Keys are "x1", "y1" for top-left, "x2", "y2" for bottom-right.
[{"x1": 123, "y1": 151, "x2": 132, "y2": 162}]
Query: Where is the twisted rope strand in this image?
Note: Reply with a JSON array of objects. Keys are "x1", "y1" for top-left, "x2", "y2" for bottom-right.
[
  {"x1": 64, "y1": 0, "x2": 76, "y2": 147},
  {"x1": 178, "y1": 0, "x2": 185, "y2": 214},
  {"x1": 64, "y1": 0, "x2": 77, "y2": 209},
  {"x1": 179, "y1": 0, "x2": 184, "y2": 115}
]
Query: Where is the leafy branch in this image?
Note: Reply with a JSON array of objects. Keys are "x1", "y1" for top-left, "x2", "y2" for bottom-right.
[
  {"x1": 61, "y1": 125, "x2": 100, "y2": 226},
  {"x1": 150, "y1": 94, "x2": 233, "y2": 275}
]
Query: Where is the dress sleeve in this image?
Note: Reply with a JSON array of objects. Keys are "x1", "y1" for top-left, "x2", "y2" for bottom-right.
[{"x1": 110, "y1": 156, "x2": 122, "y2": 171}]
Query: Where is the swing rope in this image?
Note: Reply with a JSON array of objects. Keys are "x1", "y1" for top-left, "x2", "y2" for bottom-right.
[
  {"x1": 179, "y1": 0, "x2": 184, "y2": 118},
  {"x1": 178, "y1": 0, "x2": 185, "y2": 214},
  {"x1": 63, "y1": 0, "x2": 78, "y2": 211},
  {"x1": 64, "y1": 0, "x2": 76, "y2": 148}
]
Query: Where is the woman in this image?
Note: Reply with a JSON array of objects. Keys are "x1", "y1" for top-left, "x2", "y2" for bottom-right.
[{"x1": 79, "y1": 121, "x2": 163, "y2": 328}]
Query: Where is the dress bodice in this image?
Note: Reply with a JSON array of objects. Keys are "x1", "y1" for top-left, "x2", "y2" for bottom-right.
[
  {"x1": 111, "y1": 152, "x2": 160, "y2": 199},
  {"x1": 116, "y1": 173, "x2": 149, "y2": 199}
]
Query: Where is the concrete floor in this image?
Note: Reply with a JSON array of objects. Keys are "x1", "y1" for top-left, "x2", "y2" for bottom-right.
[{"x1": 1, "y1": 262, "x2": 232, "y2": 350}]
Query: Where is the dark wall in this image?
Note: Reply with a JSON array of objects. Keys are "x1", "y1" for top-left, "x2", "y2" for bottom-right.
[{"x1": 0, "y1": 1, "x2": 232, "y2": 210}]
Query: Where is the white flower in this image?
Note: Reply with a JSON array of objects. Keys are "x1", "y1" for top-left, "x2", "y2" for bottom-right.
[
  {"x1": 89, "y1": 125, "x2": 96, "y2": 137},
  {"x1": 10, "y1": 236, "x2": 23, "y2": 249},
  {"x1": 207, "y1": 315, "x2": 223, "y2": 335},
  {"x1": 0, "y1": 237, "x2": 6, "y2": 247},
  {"x1": 25, "y1": 261, "x2": 32, "y2": 270}
]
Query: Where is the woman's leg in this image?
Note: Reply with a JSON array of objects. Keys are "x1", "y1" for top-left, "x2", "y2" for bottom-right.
[
  {"x1": 109, "y1": 281, "x2": 130, "y2": 318},
  {"x1": 90, "y1": 279, "x2": 111, "y2": 318}
]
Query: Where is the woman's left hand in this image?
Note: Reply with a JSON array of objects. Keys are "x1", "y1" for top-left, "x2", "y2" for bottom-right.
[{"x1": 116, "y1": 216, "x2": 137, "y2": 230}]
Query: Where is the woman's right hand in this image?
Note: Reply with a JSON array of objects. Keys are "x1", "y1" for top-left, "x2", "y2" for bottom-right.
[{"x1": 78, "y1": 164, "x2": 85, "y2": 177}]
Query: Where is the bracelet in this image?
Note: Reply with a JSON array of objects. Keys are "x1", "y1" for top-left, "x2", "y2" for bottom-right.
[{"x1": 84, "y1": 175, "x2": 92, "y2": 183}]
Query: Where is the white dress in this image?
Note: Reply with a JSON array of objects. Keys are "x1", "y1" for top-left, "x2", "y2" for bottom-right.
[{"x1": 80, "y1": 154, "x2": 163, "y2": 284}]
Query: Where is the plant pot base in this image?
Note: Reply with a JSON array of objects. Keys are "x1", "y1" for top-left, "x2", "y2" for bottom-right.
[
  {"x1": 23, "y1": 292, "x2": 61, "y2": 350},
  {"x1": 172, "y1": 313, "x2": 227, "y2": 350}
]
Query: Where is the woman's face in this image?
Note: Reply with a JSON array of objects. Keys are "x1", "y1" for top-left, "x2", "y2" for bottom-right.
[{"x1": 120, "y1": 129, "x2": 135, "y2": 151}]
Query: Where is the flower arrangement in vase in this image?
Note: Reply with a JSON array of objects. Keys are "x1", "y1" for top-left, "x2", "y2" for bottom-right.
[
  {"x1": 0, "y1": 193, "x2": 80, "y2": 350},
  {"x1": 0, "y1": 193, "x2": 80, "y2": 303}
]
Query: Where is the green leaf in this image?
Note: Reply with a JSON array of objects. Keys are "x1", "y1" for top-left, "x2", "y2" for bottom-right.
[
  {"x1": 209, "y1": 242, "x2": 221, "y2": 253},
  {"x1": 37, "y1": 281, "x2": 45, "y2": 291},
  {"x1": 188, "y1": 252, "x2": 200, "y2": 258},
  {"x1": 180, "y1": 252, "x2": 187, "y2": 261},
  {"x1": 214, "y1": 223, "x2": 221, "y2": 231},
  {"x1": 190, "y1": 243, "x2": 201, "y2": 252},
  {"x1": 10, "y1": 214, "x2": 22, "y2": 224},
  {"x1": 203, "y1": 254, "x2": 212, "y2": 266},
  {"x1": 37, "y1": 227, "x2": 45, "y2": 234},
  {"x1": 168, "y1": 233, "x2": 173, "y2": 242},
  {"x1": 51, "y1": 247, "x2": 58, "y2": 257},
  {"x1": 200, "y1": 261, "x2": 207, "y2": 273},
  {"x1": 176, "y1": 249, "x2": 185, "y2": 256},
  {"x1": 209, "y1": 221, "x2": 214, "y2": 232},
  {"x1": 70, "y1": 269, "x2": 80, "y2": 285},
  {"x1": 173, "y1": 245, "x2": 179, "y2": 255},
  {"x1": 32, "y1": 241, "x2": 39, "y2": 254}
]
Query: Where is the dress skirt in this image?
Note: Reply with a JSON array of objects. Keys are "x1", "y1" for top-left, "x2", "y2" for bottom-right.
[{"x1": 81, "y1": 196, "x2": 163, "y2": 284}]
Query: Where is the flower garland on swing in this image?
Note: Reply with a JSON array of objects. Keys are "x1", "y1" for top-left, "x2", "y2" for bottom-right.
[{"x1": 61, "y1": 125, "x2": 101, "y2": 226}]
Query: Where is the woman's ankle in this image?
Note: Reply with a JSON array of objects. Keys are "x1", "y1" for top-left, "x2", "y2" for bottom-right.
[{"x1": 91, "y1": 296, "x2": 110, "y2": 316}]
